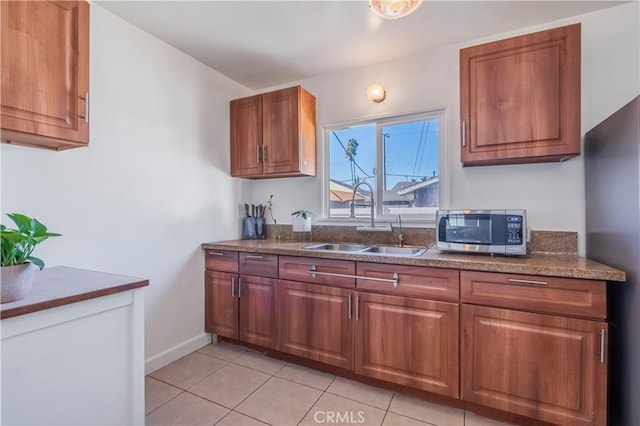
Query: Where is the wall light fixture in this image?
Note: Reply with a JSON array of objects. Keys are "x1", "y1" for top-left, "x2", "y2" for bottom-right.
[
  {"x1": 369, "y1": 0, "x2": 422, "y2": 20},
  {"x1": 367, "y1": 84, "x2": 386, "y2": 103}
]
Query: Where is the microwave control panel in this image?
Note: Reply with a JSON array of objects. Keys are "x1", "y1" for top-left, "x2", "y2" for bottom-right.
[{"x1": 506, "y1": 215, "x2": 523, "y2": 245}]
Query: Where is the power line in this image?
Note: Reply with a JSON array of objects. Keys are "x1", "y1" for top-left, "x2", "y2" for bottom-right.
[
  {"x1": 417, "y1": 120, "x2": 430, "y2": 176},
  {"x1": 331, "y1": 130, "x2": 374, "y2": 179}
]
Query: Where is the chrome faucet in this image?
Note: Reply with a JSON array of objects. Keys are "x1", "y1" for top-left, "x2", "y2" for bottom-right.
[
  {"x1": 349, "y1": 181, "x2": 375, "y2": 228},
  {"x1": 397, "y1": 215, "x2": 404, "y2": 247}
]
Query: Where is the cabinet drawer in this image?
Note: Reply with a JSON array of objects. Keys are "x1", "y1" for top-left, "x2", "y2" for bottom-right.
[
  {"x1": 357, "y1": 263, "x2": 459, "y2": 301},
  {"x1": 279, "y1": 256, "x2": 355, "y2": 288},
  {"x1": 461, "y1": 271, "x2": 606, "y2": 319},
  {"x1": 205, "y1": 250, "x2": 239, "y2": 273},
  {"x1": 240, "y1": 253, "x2": 278, "y2": 278}
]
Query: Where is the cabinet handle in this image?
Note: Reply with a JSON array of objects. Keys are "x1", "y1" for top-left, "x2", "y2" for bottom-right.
[
  {"x1": 355, "y1": 295, "x2": 360, "y2": 321},
  {"x1": 208, "y1": 251, "x2": 225, "y2": 256},
  {"x1": 461, "y1": 121, "x2": 466, "y2": 147},
  {"x1": 308, "y1": 265, "x2": 399, "y2": 287},
  {"x1": 256, "y1": 145, "x2": 261, "y2": 163},
  {"x1": 507, "y1": 278, "x2": 548, "y2": 286},
  {"x1": 246, "y1": 255, "x2": 264, "y2": 260},
  {"x1": 231, "y1": 276, "x2": 236, "y2": 298},
  {"x1": 262, "y1": 145, "x2": 267, "y2": 162},
  {"x1": 391, "y1": 272, "x2": 399, "y2": 288},
  {"x1": 600, "y1": 329, "x2": 606, "y2": 364},
  {"x1": 237, "y1": 276, "x2": 242, "y2": 298},
  {"x1": 348, "y1": 294, "x2": 352, "y2": 319},
  {"x1": 84, "y1": 92, "x2": 89, "y2": 123}
]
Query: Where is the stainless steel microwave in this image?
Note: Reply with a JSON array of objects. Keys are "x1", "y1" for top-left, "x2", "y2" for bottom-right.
[{"x1": 436, "y1": 210, "x2": 527, "y2": 256}]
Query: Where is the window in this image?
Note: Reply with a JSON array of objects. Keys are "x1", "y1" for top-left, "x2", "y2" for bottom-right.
[{"x1": 324, "y1": 110, "x2": 445, "y2": 221}]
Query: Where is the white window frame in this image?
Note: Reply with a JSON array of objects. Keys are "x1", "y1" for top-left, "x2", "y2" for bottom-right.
[{"x1": 320, "y1": 108, "x2": 448, "y2": 227}]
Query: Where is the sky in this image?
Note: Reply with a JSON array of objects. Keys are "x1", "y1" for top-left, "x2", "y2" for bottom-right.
[{"x1": 329, "y1": 118, "x2": 439, "y2": 190}]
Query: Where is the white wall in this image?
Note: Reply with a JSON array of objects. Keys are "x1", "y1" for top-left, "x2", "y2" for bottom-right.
[
  {"x1": 1, "y1": 2, "x2": 637, "y2": 373},
  {"x1": 0, "y1": 5, "x2": 252, "y2": 371},
  {"x1": 252, "y1": 2, "x2": 640, "y2": 255}
]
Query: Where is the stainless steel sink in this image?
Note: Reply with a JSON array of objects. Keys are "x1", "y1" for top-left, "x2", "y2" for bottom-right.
[
  {"x1": 303, "y1": 243, "x2": 370, "y2": 252},
  {"x1": 362, "y1": 246, "x2": 427, "y2": 256},
  {"x1": 303, "y1": 243, "x2": 427, "y2": 257}
]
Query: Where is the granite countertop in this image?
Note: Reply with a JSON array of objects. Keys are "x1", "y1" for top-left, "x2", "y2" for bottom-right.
[
  {"x1": 202, "y1": 239, "x2": 626, "y2": 282},
  {"x1": 0, "y1": 266, "x2": 149, "y2": 319}
]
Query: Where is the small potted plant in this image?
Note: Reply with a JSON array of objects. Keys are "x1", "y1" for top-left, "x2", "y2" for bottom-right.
[
  {"x1": 1, "y1": 213, "x2": 61, "y2": 303},
  {"x1": 291, "y1": 210, "x2": 313, "y2": 232}
]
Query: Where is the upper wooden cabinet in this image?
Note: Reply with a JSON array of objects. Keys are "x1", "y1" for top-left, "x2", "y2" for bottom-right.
[
  {"x1": 460, "y1": 24, "x2": 580, "y2": 166},
  {"x1": 1, "y1": 1, "x2": 90, "y2": 150},
  {"x1": 230, "y1": 86, "x2": 316, "y2": 178}
]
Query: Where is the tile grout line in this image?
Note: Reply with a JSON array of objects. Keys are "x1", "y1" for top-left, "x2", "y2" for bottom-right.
[
  {"x1": 385, "y1": 399, "x2": 443, "y2": 426},
  {"x1": 158, "y1": 343, "x2": 485, "y2": 426},
  {"x1": 144, "y1": 388, "x2": 186, "y2": 418},
  {"x1": 323, "y1": 388, "x2": 393, "y2": 412},
  {"x1": 226, "y1": 409, "x2": 273, "y2": 426},
  {"x1": 296, "y1": 384, "x2": 326, "y2": 425},
  {"x1": 223, "y1": 364, "x2": 280, "y2": 417},
  {"x1": 274, "y1": 374, "x2": 335, "y2": 392}
]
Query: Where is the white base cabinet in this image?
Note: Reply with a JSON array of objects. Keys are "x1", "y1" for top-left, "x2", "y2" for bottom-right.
[{"x1": 1, "y1": 288, "x2": 146, "y2": 425}]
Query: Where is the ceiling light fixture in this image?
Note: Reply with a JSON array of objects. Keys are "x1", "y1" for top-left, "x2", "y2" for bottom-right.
[
  {"x1": 369, "y1": 0, "x2": 422, "y2": 20},
  {"x1": 367, "y1": 83, "x2": 386, "y2": 103}
]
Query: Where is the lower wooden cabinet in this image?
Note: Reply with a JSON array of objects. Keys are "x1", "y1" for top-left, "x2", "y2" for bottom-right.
[
  {"x1": 205, "y1": 271, "x2": 238, "y2": 338},
  {"x1": 203, "y1": 250, "x2": 610, "y2": 425},
  {"x1": 238, "y1": 275, "x2": 277, "y2": 347},
  {"x1": 355, "y1": 292, "x2": 459, "y2": 397},
  {"x1": 205, "y1": 271, "x2": 276, "y2": 348},
  {"x1": 461, "y1": 304, "x2": 607, "y2": 426},
  {"x1": 276, "y1": 280, "x2": 354, "y2": 369}
]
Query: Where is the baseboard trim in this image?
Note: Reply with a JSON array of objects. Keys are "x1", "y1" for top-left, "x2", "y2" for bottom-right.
[{"x1": 145, "y1": 333, "x2": 212, "y2": 374}]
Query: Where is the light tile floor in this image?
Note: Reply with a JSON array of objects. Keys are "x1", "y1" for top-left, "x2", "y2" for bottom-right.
[{"x1": 146, "y1": 341, "x2": 512, "y2": 426}]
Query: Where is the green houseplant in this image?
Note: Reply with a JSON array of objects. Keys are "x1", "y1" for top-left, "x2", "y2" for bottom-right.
[
  {"x1": 1, "y1": 213, "x2": 61, "y2": 303},
  {"x1": 291, "y1": 210, "x2": 313, "y2": 232}
]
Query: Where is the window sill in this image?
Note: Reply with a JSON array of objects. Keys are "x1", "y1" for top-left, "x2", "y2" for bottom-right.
[{"x1": 314, "y1": 217, "x2": 436, "y2": 229}]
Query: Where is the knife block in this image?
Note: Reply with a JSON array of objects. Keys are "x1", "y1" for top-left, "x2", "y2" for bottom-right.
[{"x1": 242, "y1": 217, "x2": 266, "y2": 240}]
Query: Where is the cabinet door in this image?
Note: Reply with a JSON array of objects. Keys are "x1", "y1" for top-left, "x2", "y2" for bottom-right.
[
  {"x1": 238, "y1": 275, "x2": 276, "y2": 348},
  {"x1": 461, "y1": 304, "x2": 607, "y2": 426},
  {"x1": 230, "y1": 94, "x2": 262, "y2": 177},
  {"x1": 1, "y1": 1, "x2": 89, "y2": 150},
  {"x1": 262, "y1": 87, "x2": 301, "y2": 175},
  {"x1": 277, "y1": 280, "x2": 353, "y2": 369},
  {"x1": 460, "y1": 24, "x2": 580, "y2": 166},
  {"x1": 204, "y1": 271, "x2": 238, "y2": 339},
  {"x1": 355, "y1": 292, "x2": 459, "y2": 397}
]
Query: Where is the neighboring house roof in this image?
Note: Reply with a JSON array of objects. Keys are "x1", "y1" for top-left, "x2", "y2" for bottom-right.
[
  {"x1": 383, "y1": 181, "x2": 415, "y2": 203},
  {"x1": 329, "y1": 179, "x2": 365, "y2": 202},
  {"x1": 397, "y1": 176, "x2": 439, "y2": 196}
]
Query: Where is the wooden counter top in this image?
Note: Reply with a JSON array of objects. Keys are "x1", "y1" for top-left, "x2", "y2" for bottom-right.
[
  {"x1": 0, "y1": 266, "x2": 149, "y2": 319},
  {"x1": 202, "y1": 240, "x2": 626, "y2": 282}
]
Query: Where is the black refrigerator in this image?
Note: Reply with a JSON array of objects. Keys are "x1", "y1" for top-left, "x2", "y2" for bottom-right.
[{"x1": 585, "y1": 96, "x2": 640, "y2": 426}]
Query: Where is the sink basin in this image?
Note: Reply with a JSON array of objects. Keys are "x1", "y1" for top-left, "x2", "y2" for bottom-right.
[
  {"x1": 303, "y1": 243, "x2": 370, "y2": 252},
  {"x1": 362, "y1": 246, "x2": 428, "y2": 256},
  {"x1": 303, "y1": 243, "x2": 427, "y2": 257}
]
